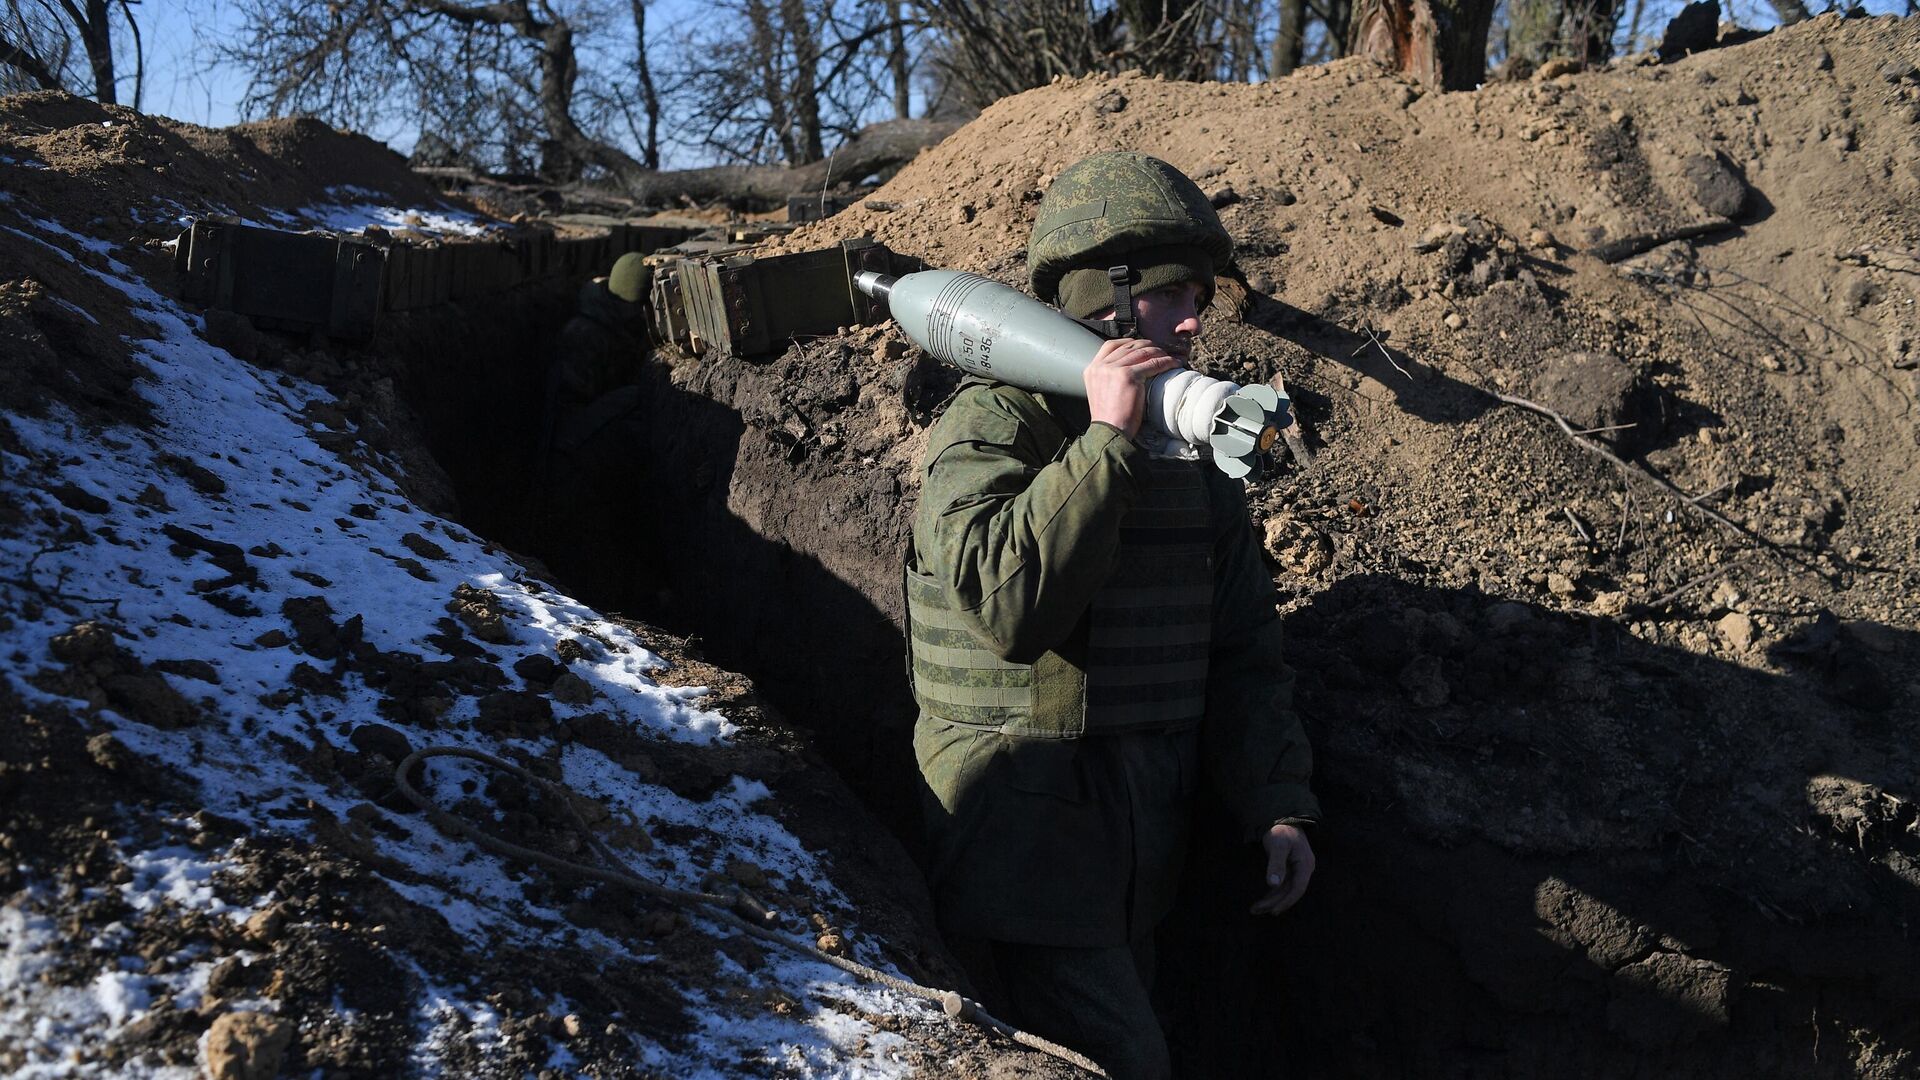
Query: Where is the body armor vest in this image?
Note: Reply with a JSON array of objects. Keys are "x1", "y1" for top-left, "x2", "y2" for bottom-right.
[{"x1": 906, "y1": 457, "x2": 1214, "y2": 738}]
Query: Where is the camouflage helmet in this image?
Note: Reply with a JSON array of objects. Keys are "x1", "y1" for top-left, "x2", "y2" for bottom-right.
[{"x1": 1027, "y1": 152, "x2": 1233, "y2": 308}]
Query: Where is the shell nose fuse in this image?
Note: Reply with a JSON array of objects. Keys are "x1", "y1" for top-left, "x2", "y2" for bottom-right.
[{"x1": 855, "y1": 268, "x2": 1289, "y2": 478}]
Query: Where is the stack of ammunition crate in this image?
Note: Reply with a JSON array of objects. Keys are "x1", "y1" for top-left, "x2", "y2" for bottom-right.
[
  {"x1": 173, "y1": 211, "x2": 916, "y2": 361},
  {"x1": 173, "y1": 215, "x2": 701, "y2": 342}
]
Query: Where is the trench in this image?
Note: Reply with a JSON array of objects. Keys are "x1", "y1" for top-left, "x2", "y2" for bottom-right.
[
  {"x1": 377, "y1": 281, "x2": 927, "y2": 835},
  {"x1": 370, "y1": 284, "x2": 1920, "y2": 1080},
  {"x1": 371, "y1": 282, "x2": 1313, "y2": 1072}
]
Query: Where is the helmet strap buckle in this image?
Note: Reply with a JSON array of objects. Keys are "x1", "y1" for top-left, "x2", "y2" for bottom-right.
[
  {"x1": 1063, "y1": 265, "x2": 1140, "y2": 339},
  {"x1": 1107, "y1": 265, "x2": 1136, "y2": 338}
]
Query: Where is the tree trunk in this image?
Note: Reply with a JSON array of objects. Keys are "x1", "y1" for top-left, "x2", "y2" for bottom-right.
[
  {"x1": 1328, "y1": 0, "x2": 1354, "y2": 57},
  {"x1": 1504, "y1": 0, "x2": 1559, "y2": 64},
  {"x1": 781, "y1": 0, "x2": 823, "y2": 162},
  {"x1": 1764, "y1": 0, "x2": 1811, "y2": 23},
  {"x1": 1273, "y1": 0, "x2": 1307, "y2": 75},
  {"x1": 1575, "y1": 0, "x2": 1624, "y2": 63},
  {"x1": 630, "y1": 0, "x2": 662, "y2": 169},
  {"x1": 887, "y1": 0, "x2": 910, "y2": 118},
  {"x1": 1227, "y1": 0, "x2": 1259, "y2": 80},
  {"x1": 744, "y1": 0, "x2": 793, "y2": 162},
  {"x1": 1348, "y1": 0, "x2": 1496, "y2": 90},
  {"x1": 80, "y1": 0, "x2": 114, "y2": 103},
  {"x1": 1117, "y1": 0, "x2": 1204, "y2": 77},
  {"x1": 533, "y1": 17, "x2": 587, "y2": 181}
]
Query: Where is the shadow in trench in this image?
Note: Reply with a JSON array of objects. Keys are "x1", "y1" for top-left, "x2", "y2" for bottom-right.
[
  {"x1": 384, "y1": 288, "x2": 929, "y2": 851},
  {"x1": 1160, "y1": 572, "x2": 1917, "y2": 1079}
]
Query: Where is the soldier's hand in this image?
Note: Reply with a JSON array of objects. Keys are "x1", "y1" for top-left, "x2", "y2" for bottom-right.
[
  {"x1": 1249, "y1": 822, "x2": 1315, "y2": 916},
  {"x1": 1084, "y1": 337, "x2": 1182, "y2": 440}
]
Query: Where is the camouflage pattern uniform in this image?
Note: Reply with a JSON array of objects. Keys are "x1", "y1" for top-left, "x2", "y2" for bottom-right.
[{"x1": 908, "y1": 153, "x2": 1320, "y2": 1074}]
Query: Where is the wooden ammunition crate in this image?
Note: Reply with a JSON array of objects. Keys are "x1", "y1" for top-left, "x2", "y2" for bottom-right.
[{"x1": 672, "y1": 238, "x2": 914, "y2": 360}]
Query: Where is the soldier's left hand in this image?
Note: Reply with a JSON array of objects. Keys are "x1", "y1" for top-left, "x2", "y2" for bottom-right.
[{"x1": 1249, "y1": 822, "x2": 1315, "y2": 916}]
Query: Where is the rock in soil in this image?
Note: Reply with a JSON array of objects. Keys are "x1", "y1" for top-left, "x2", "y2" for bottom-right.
[{"x1": 203, "y1": 1012, "x2": 294, "y2": 1080}]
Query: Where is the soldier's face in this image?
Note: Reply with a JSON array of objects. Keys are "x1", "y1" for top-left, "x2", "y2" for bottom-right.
[{"x1": 1099, "y1": 280, "x2": 1206, "y2": 361}]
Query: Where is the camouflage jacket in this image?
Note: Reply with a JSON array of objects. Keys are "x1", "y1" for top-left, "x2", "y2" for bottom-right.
[{"x1": 909, "y1": 379, "x2": 1319, "y2": 944}]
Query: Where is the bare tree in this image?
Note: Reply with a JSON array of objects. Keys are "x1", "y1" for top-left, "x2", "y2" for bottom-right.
[
  {"x1": 668, "y1": 0, "x2": 907, "y2": 166},
  {"x1": 1315, "y1": 0, "x2": 1354, "y2": 61},
  {"x1": 1220, "y1": 0, "x2": 1263, "y2": 80},
  {"x1": 0, "y1": 0, "x2": 142, "y2": 105},
  {"x1": 781, "y1": 0, "x2": 823, "y2": 161},
  {"x1": 628, "y1": 0, "x2": 662, "y2": 169},
  {"x1": 886, "y1": 0, "x2": 909, "y2": 117},
  {"x1": 226, "y1": 0, "x2": 653, "y2": 183},
  {"x1": 1273, "y1": 0, "x2": 1308, "y2": 74},
  {"x1": 913, "y1": 0, "x2": 1121, "y2": 111}
]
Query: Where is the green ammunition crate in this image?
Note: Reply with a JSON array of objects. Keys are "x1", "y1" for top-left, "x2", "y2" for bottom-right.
[{"x1": 672, "y1": 238, "x2": 914, "y2": 360}]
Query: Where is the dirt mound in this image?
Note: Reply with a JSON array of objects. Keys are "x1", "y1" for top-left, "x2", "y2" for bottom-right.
[{"x1": 0, "y1": 90, "x2": 487, "y2": 243}]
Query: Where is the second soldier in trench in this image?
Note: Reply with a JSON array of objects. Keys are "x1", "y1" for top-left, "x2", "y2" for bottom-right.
[{"x1": 536, "y1": 252, "x2": 658, "y2": 593}]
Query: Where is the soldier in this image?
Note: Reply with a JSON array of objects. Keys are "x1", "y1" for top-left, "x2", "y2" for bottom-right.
[
  {"x1": 541, "y1": 252, "x2": 652, "y2": 467},
  {"x1": 904, "y1": 152, "x2": 1320, "y2": 1079},
  {"x1": 536, "y1": 252, "x2": 654, "y2": 587}
]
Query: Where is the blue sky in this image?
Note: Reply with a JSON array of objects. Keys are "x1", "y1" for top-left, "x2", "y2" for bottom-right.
[{"x1": 140, "y1": 3, "x2": 258, "y2": 135}]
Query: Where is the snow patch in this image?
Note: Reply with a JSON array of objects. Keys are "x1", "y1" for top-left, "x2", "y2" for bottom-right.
[
  {"x1": 292, "y1": 186, "x2": 499, "y2": 237},
  {"x1": 0, "y1": 195, "x2": 937, "y2": 1078}
]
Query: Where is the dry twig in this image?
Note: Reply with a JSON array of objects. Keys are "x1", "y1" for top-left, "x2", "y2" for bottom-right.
[
  {"x1": 1492, "y1": 392, "x2": 1750, "y2": 538},
  {"x1": 1632, "y1": 564, "x2": 1733, "y2": 614},
  {"x1": 4, "y1": 544, "x2": 122, "y2": 617},
  {"x1": 1351, "y1": 324, "x2": 1411, "y2": 378},
  {"x1": 1564, "y1": 507, "x2": 1593, "y2": 544}
]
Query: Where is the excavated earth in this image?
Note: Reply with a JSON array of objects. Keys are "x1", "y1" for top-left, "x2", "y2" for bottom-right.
[{"x1": 3, "y1": 10, "x2": 1919, "y2": 1080}]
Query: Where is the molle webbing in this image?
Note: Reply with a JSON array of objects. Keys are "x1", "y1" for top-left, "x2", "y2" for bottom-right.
[
  {"x1": 1084, "y1": 458, "x2": 1212, "y2": 732},
  {"x1": 904, "y1": 564, "x2": 1085, "y2": 736},
  {"x1": 904, "y1": 458, "x2": 1214, "y2": 738}
]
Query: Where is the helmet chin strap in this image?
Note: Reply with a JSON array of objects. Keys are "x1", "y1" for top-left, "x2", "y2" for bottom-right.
[{"x1": 1068, "y1": 264, "x2": 1137, "y2": 340}]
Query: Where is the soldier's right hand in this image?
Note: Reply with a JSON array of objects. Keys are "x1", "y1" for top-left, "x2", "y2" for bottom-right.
[{"x1": 1084, "y1": 338, "x2": 1183, "y2": 440}]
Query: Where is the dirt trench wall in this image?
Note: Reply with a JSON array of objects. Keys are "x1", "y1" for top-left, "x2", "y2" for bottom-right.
[
  {"x1": 374, "y1": 280, "x2": 940, "y2": 836},
  {"x1": 595, "y1": 335, "x2": 938, "y2": 833}
]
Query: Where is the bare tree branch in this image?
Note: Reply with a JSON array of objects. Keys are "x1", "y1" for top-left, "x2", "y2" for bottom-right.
[{"x1": 0, "y1": 25, "x2": 65, "y2": 89}]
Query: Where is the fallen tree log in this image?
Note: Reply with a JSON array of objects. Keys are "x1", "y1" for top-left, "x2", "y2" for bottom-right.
[
  {"x1": 419, "y1": 119, "x2": 960, "y2": 213},
  {"x1": 609, "y1": 118, "x2": 959, "y2": 208}
]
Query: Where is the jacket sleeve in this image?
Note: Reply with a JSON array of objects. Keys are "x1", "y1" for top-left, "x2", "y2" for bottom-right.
[
  {"x1": 914, "y1": 386, "x2": 1152, "y2": 663},
  {"x1": 1200, "y1": 477, "x2": 1321, "y2": 840}
]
